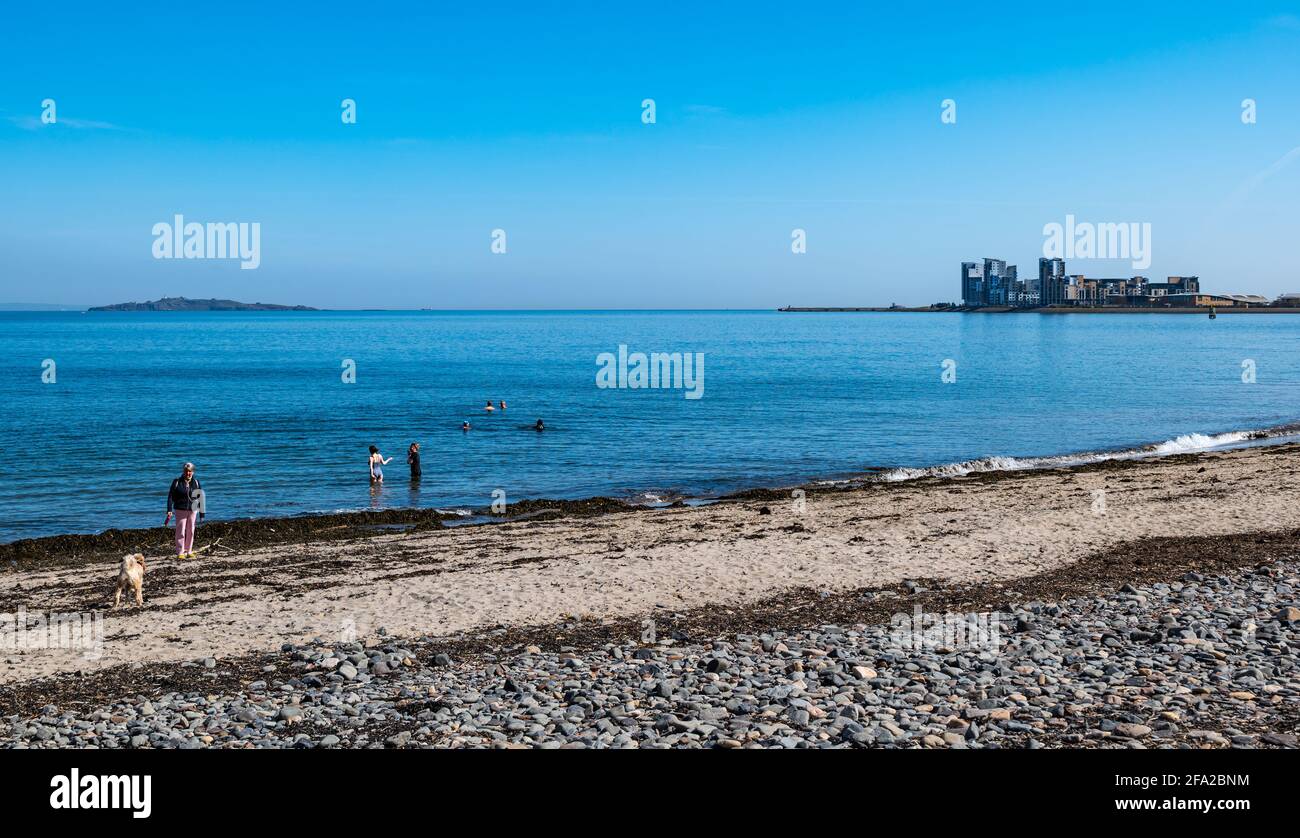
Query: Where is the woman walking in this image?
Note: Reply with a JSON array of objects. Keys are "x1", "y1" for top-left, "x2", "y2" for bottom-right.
[
  {"x1": 407, "y1": 442, "x2": 422, "y2": 481},
  {"x1": 369, "y1": 445, "x2": 392, "y2": 484},
  {"x1": 165, "y1": 462, "x2": 204, "y2": 559}
]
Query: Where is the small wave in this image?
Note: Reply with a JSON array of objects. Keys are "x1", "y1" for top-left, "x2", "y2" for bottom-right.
[
  {"x1": 627, "y1": 490, "x2": 693, "y2": 507},
  {"x1": 1150, "y1": 431, "x2": 1249, "y2": 455},
  {"x1": 875, "y1": 426, "x2": 1299, "y2": 484}
]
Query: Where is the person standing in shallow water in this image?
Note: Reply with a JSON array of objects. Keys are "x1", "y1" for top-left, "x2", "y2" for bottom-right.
[
  {"x1": 407, "y1": 442, "x2": 422, "y2": 481},
  {"x1": 165, "y1": 462, "x2": 203, "y2": 559},
  {"x1": 369, "y1": 445, "x2": 391, "y2": 484}
]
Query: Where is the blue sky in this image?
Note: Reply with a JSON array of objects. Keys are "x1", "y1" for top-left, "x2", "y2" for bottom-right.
[{"x1": 2, "y1": 2, "x2": 1299, "y2": 308}]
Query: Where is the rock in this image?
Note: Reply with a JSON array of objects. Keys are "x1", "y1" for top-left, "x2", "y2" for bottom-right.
[
  {"x1": 1190, "y1": 730, "x2": 1229, "y2": 746},
  {"x1": 5, "y1": 553, "x2": 1297, "y2": 751},
  {"x1": 1114, "y1": 723, "x2": 1151, "y2": 738}
]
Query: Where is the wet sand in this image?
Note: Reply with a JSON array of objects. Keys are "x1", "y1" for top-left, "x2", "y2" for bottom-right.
[{"x1": 4, "y1": 443, "x2": 1300, "y2": 689}]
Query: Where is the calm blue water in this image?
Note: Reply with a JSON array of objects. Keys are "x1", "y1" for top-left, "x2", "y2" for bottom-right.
[{"x1": 2, "y1": 310, "x2": 1299, "y2": 541}]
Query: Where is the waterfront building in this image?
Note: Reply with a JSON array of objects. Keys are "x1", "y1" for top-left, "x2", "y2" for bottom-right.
[
  {"x1": 1062, "y1": 275, "x2": 1096, "y2": 305},
  {"x1": 1147, "y1": 276, "x2": 1199, "y2": 296},
  {"x1": 1038, "y1": 258, "x2": 1066, "y2": 305},
  {"x1": 961, "y1": 262, "x2": 984, "y2": 306},
  {"x1": 1166, "y1": 293, "x2": 1255, "y2": 307},
  {"x1": 980, "y1": 258, "x2": 1016, "y2": 306},
  {"x1": 1093, "y1": 276, "x2": 1152, "y2": 305},
  {"x1": 961, "y1": 262, "x2": 1226, "y2": 309}
]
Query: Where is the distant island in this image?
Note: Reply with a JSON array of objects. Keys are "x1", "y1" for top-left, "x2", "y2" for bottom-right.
[{"x1": 89, "y1": 297, "x2": 317, "y2": 312}]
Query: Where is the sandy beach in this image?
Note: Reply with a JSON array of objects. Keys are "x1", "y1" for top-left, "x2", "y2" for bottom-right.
[
  {"x1": 2, "y1": 443, "x2": 1299, "y2": 749},
  {"x1": 4, "y1": 442, "x2": 1300, "y2": 685}
]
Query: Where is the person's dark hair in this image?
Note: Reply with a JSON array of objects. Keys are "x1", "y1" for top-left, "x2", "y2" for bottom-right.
[{"x1": 369, "y1": 445, "x2": 379, "y2": 455}]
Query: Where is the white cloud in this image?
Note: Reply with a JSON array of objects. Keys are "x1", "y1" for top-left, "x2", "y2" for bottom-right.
[
  {"x1": 4, "y1": 113, "x2": 128, "y2": 131},
  {"x1": 1226, "y1": 146, "x2": 1300, "y2": 210}
]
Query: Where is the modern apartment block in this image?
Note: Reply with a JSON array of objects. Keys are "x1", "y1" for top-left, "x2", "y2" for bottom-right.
[
  {"x1": 1147, "y1": 276, "x2": 1200, "y2": 296},
  {"x1": 963, "y1": 261, "x2": 1213, "y2": 308},
  {"x1": 961, "y1": 261, "x2": 983, "y2": 306},
  {"x1": 961, "y1": 258, "x2": 1019, "y2": 306},
  {"x1": 1038, "y1": 258, "x2": 1066, "y2": 305}
]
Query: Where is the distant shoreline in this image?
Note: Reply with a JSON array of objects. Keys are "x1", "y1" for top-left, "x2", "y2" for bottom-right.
[
  {"x1": 778, "y1": 306, "x2": 1300, "y2": 314},
  {"x1": 90, "y1": 296, "x2": 316, "y2": 312}
]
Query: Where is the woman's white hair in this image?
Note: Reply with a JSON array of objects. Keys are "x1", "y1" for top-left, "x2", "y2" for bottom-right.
[{"x1": 183, "y1": 462, "x2": 195, "y2": 471}]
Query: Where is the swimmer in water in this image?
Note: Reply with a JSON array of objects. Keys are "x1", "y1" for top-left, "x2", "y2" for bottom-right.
[
  {"x1": 534, "y1": 419, "x2": 545, "y2": 431},
  {"x1": 499, "y1": 400, "x2": 507, "y2": 411},
  {"x1": 368, "y1": 445, "x2": 392, "y2": 484},
  {"x1": 462, "y1": 421, "x2": 471, "y2": 431},
  {"x1": 407, "y1": 442, "x2": 421, "y2": 481},
  {"x1": 484, "y1": 400, "x2": 494, "y2": 412}
]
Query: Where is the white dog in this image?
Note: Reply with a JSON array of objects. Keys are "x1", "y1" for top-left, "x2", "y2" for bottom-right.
[{"x1": 113, "y1": 553, "x2": 147, "y2": 608}]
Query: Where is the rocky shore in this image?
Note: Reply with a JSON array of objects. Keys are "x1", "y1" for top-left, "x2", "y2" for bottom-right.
[{"x1": 4, "y1": 550, "x2": 1296, "y2": 749}]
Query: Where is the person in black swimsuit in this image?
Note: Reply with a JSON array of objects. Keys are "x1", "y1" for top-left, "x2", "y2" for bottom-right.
[{"x1": 407, "y1": 442, "x2": 422, "y2": 480}]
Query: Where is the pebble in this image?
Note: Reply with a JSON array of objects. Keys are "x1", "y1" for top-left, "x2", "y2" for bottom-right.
[{"x1": 3, "y1": 560, "x2": 1298, "y2": 749}]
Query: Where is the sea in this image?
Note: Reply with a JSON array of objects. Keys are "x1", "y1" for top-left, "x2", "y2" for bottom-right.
[{"x1": 2, "y1": 309, "x2": 1299, "y2": 541}]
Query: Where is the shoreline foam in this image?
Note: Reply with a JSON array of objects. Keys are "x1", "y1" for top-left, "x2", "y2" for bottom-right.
[{"x1": 6, "y1": 421, "x2": 1299, "y2": 553}]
